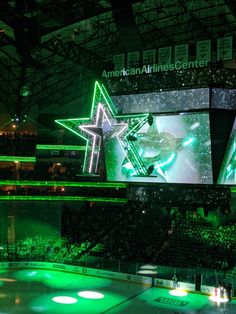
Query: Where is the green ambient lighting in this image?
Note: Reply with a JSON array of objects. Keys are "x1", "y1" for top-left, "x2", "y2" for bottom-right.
[
  {"x1": 0, "y1": 156, "x2": 36, "y2": 162},
  {"x1": 31, "y1": 291, "x2": 125, "y2": 314},
  {"x1": 0, "y1": 195, "x2": 127, "y2": 203},
  {"x1": 55, "y1": 81, "x2": 147, "y2": 175},
  {"x1": 55, "y1": 81, "x2": 119, "y2": 174},
  {"x1": 52, "y1": 296, "x2": 78, "y2": 304},
  {"x1": 0, "y1": 180, "x2": 127, "y2": 188},
  {"x1": 20, "y1": 85, "x2": 30, "y2": 97},
  {"x1": 78, "y1": 291, "x2": 104, "y2": 299},
  {"x1": 36, "y1": 144, "x2": 86, "y2": 151},
  {"x1": 15, "y1": 269, "x2": 111, "y2": 290}
]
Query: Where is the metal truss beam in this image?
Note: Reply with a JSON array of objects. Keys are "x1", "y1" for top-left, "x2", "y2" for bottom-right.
[{"x1": 43, "y1": 39, "x2": 113, "y2": 75}]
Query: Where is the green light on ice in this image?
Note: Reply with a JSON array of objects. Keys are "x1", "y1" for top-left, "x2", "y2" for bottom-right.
[
  {"x1": 31, "y1": 291, "x2": 125, "y2": 314},
  {"x1": 36, "y1": 144, "x2": 86, "y2": 151},
  {"x1": 0, "y1": 195, "x2": 127, "y2": 203},
  {"x1": 0, "y1": 156, "x2": 36, "y2": 162},
  {"x1": 0, "y1": 180, "x2": 127, "y2": 188},
  {"x1": 15, "y1": 269, "x2": 111, "y2": 290}
]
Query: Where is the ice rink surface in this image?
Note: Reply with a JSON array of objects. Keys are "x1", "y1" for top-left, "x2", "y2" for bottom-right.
[{"x1": 0, "y1": 268, "x2": 235, "y2": 314}]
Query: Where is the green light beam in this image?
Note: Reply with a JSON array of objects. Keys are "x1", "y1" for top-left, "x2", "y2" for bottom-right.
[
  {"x1": 0, "y1": 180, "x2": 127, "y2": 188},
  {"x1": 36, "y1": 145, "x2": 86, "y2": 151},
  {"x1": 0, "y1": 195, "x2": 128, "y2": 203},
  {"x1": 0, "y1": 156, "x2": 36, "y2": 162}
]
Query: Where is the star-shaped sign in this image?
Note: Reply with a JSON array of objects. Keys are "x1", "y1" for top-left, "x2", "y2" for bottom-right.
[
  {"x1": 55, "y1": 81, "x2": 183, "y2": 179},
  {"x1": 55, "y1": 81, "x2": 129, "y2": 174}
]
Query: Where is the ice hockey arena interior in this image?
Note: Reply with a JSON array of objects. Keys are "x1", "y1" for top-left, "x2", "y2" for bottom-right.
[{"x1": 1, "y1": 1, "x2": 236, "y2": 313}]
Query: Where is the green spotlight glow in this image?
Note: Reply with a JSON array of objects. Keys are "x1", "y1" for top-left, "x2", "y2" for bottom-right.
[
  {"x1": 52, "y1": 296, "x2": 78, "y2": 304},
  {"x1": 0, "y1": 195, "x2": 127, "y2": 203},
  {"x1": 55, "y1": 81, "x2": 149, "y2": 175},
  {"x1": 31, "y1": 291, "x2": 125, "y2": 314},
  {"x1": 78, "y1": 291, "x2": 104, "y2": 299},
  {"x1": 20, "y1": 85, "x2": 30, "y2": 97},
  {"x1": 0, "y1": 156, "x2": 36, "y2": 162},
  {"x1": 36, "y1": 144, "x2": 86, "y2": 151}
]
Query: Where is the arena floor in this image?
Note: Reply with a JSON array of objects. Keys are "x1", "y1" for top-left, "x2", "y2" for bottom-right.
[{"x1": 0, "y1": 268, "x2": 235, "y2": 314}]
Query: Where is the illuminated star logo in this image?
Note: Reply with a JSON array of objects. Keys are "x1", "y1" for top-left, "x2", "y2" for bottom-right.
[
  {"x1": 55, "y1": 81, "x2": 183, "y2": 179},
  {"x1": 55, "y1": 81, "x2": 128, "y2": 174}
]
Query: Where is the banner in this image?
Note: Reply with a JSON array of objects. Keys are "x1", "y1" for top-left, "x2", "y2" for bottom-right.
[
  {"x1": 175, "y1": 44, "x2": 189, "y2": 62},
  {"x1": 196, "y1": 39, "x2": 211, "y2": 61},
  {"x1": 143, "y1": 49, "x2": 156, "y2": 64},
  {"x1": 113, "y1": 53, "x2": 125, "y2": 70},
  {"x1": 127, "y1": 51, "x2": 140, "y2": 68},
  {"x1": 158, "y1": 46, "x2": 172, "y2": 65},
  {"x1": 217, "y1": 36, "x2": 233, "y2": 61}
]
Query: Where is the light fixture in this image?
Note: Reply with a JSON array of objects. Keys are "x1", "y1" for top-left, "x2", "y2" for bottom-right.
[{"x1": 19, "y1": 85, "x2": 31, "y2": 97}]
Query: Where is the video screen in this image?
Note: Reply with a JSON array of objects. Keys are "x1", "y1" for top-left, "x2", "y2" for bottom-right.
[
  {"x1": 211, "y1": 88, "x2": 236, "y2": 110},
  {"x1": 218, "y1": 118, "x2": 236, "y2": 185},
  {"x1": 104, "y1": 112, "x2": 213, "y2": 184},
  {"x1": 111, "y1": 88, "x2": 209, "y2": 114}
]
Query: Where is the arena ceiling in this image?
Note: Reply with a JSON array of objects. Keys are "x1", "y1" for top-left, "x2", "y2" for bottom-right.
[{"x1": 0, "y1": 0, "x2": 236, "y2": 126}]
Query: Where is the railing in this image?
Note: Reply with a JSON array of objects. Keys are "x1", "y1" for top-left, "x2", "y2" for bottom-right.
[{"x1": 1, "y1": 250, "x2": 233, "y2": 291}]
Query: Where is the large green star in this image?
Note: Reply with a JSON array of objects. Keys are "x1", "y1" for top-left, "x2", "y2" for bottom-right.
[{"x1": 55, "y1": 81, "x2": 150, "y2": 175}]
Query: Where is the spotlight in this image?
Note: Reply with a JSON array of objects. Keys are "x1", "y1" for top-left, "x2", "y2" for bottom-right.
[{"x1": 19, "y1": 85, "x2": 31, "y2": 97}]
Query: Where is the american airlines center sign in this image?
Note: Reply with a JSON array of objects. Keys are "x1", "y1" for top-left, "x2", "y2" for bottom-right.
[{"x1": 102, "y1": 60, "x2": 209, "y2": 78}]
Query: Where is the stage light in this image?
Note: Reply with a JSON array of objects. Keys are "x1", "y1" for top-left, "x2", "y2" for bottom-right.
[{"x1": 19, "y1": 85, "x2": 31, "y2": 97}]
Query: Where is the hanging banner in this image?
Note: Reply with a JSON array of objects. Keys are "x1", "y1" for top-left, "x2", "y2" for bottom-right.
[
  {"x1": 113, "y1": 53, "x2": 125, "y2": 70},
  {"x1": 143, "y1": 49, "x2": 156, "y2": 64},
  {"x1": 196, "y1": 39, "x2": 211, "y2": 61},
  {"x1": 127, "y1": 51, "x2": 140, "y2": 68},
  {"x1": 158, "y1": 46, "x2": 172, "y2": 65},
  {"x1": 217, "y1": 36, "x2": 233, "y2": 61},
  {"x1": 174, "y1": 44, "x2": 189, "y2": 63}
]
